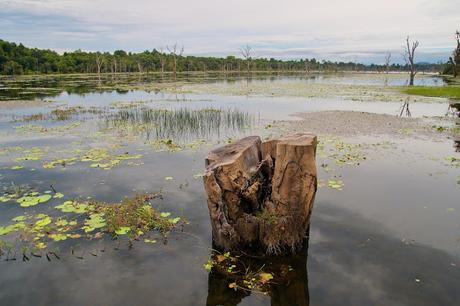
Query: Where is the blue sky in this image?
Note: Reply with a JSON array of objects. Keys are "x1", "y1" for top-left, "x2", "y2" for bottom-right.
[{"x1": 0, "y1": 0, "x2": 458, "y2": 64}]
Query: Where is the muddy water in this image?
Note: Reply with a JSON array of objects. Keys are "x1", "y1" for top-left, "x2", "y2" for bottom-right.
[{"x1": 0, "y1": 75, "x2": 459, "y2": 306}]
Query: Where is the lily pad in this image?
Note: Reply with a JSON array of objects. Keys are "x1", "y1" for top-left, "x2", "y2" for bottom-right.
[
  {"x1": 17, "y1": 194, "x2": 52, "y2": 207},
  {"x1": 114, "y1": 226, "x2": 131, "y2": 235}
]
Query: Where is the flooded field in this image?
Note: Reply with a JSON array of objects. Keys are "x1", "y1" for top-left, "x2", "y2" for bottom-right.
[{"x1": 0, "y1": 73, "x2": 459, "y2": 305}]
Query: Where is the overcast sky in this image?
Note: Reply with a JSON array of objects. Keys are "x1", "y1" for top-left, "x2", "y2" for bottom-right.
[{"x1": 0, "y1": 0, "x2": 459, "y2": 64}]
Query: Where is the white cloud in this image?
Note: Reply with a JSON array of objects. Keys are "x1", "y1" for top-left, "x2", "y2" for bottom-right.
[{"x1": 0, "y1": 0, "x2": 458, "y2": 63}]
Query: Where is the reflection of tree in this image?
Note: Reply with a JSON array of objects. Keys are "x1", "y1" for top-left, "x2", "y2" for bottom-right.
[
  {"x1": 206, "y1": 239, "x2": 309, "y2": 306},
  {"x1": 399, "y1": 98, "x2": 411, "y2": 117},
  {"x1": 447, "y1": 102, "x2": 460, "y2": 152}
]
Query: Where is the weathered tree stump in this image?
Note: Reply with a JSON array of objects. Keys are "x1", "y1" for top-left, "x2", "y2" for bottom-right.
[{"x1": 203, "y1": 133, "x2": 317, "y2": 254}]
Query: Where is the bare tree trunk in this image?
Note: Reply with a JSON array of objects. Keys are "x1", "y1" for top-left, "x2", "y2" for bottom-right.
[
  {"x1": 203, "y1": 134, "x2": 317, "y2": 254},
  {"x1": 384, "y1": 52, "x2": 391, "y2": 74},
  {"x1": 240, "y1": 45, "x2": 252, "y2": 75},
  {"x1": 404, "y1": 36, "x2": 419, "y2": 86},
  {"x1": 167, "y1": 44, "x2": 184, "y2": 77},
  {"x1": 95, "y1": 53, "x2": 103, "y2": 75}
]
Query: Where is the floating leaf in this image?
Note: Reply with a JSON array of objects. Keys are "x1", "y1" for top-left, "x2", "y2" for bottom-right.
[
  {"x1": 164, "y1": 176, "x2": 174, "y2": 181},
  {"x1": 35, "y1": 242, "x2": 47, "y2": 249},
  {"x1": 160, "y1": 212, "x2": 171, "y2": 218},
  {"x1": 328, "y1": 179, "x2": 344, "y2": 190},
  {"x1": 114, "y1": 226, "x2": 131, "y2": 235},
  {"x1": 0, "y1": 222, "x2": 26, "y2": 235},
  {"x1": 49, "y1": 233, "x2": 67, "y2": 241},
  {"x1": 12, "y1": 215, "x2": 26, "y2": 222},
  {"x1": 17, "y1": 194, "x2": 52, "y2": 207},
  {"x1": 258, "y1": 272, "x2": 274, "y2": 284},
  {"x1": 35, "y1": 216, "x2": 52, "y2": 228},
  {"x1": 82, "y1": 213, "x2": 106, "y2": 233},
  {"x1": 203, "y1": 261, "x2": 213, "y2": 271},
  {"x1": 168, "y1": 217, "x2": 181, "y2": 224},
  {"x1": 55, "y1": 201, "x2": 89, "y2": 213},
  {"x1": 55, "y1": 219, "x2": 69, "y2": 227},
  {"x1": 53, "y1": 192, "x2": 64, "y2": 199}
]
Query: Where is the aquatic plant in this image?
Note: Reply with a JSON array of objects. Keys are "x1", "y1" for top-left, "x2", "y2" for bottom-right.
[
  {"x1": 102, "y1": 106, "x2": 254, "y2": 144},
  {"x1": 0, "y1": 193, "x2": 182, "y2": 259}
]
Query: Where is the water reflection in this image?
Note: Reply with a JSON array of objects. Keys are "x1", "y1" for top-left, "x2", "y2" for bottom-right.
[
  {"x1": 0, "y1": 73, "x2": 446, "y2": 101},
  {"x1": 398, "y1": 98, "x2": 411, "y2": 117},
  {"x1": 448, "y1": 101, "x2": 459, "y2": 151},
  {"x1": 206, "y1": 245, "x2": 309, "y2": 306}
]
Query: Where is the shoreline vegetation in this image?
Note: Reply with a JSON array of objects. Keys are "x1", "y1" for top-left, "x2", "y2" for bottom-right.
[
  {"x1": 0, "y1": 38, "x2": 444, "y2": 76},
  {"x1": 402, "y1": 86, "x2": 460, "y2": 99}
]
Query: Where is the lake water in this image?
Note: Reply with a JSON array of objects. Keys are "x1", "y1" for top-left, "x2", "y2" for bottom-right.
[{"x1": 0, "y1": 73, "x2": 459, "y2": 306}]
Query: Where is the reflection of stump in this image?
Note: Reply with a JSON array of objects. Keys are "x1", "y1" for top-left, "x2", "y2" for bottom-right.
[
  {"x1": 204, "y1": 133, "x2": 317, "y2": 254},
  {"x1": 206, "y1": 245, "x2": 310, "y2": 306}
]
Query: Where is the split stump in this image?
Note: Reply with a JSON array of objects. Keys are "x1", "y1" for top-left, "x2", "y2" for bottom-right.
[{"x1": 203, "y1": 133, "x2": 317, "y2": 254}]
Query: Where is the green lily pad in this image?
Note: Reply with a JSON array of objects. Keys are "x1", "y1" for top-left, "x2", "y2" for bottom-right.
[
  {"x1": 82, "y1": 213, "x2": 106, "y2": 233},
  {"x1": 0, "y1": 222, "x2": 26, "y2": 235},
  {"x1": 35, "y1": 216, "x2": 52, "y2": 228},
  {"x1": 114, "y1": 226, "x2": 131, "y2": 235},
  {"x1": 12, "y1": 215, "x2": 26, "y2": 222},
  {"x1": 48, "y1": 233, "x2": 67, "y2": 241},
  {"x1": 17, "y1": 194, "x2": 52, "y2": 207},
  {"x1": 168, "y1": 217, "x2": 181, "y2": 224},
  {"x1": 53, "y1": 192, "x2": 64, "y2": 199},
  {"x1": 55, "y1": 201, "x2": 89, "y2": 213}
]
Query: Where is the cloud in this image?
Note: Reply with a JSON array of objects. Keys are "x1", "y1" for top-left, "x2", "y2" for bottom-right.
[{"x1": 0, "y1": 0, "x2": 458, "y2": 63}]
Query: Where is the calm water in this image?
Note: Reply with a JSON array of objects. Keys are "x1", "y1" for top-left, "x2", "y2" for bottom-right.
[{"x1": 0, "y1": 74, "x2": 459, "y2": 306}]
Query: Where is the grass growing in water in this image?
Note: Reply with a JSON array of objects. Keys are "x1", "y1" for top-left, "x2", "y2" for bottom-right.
[
  {"x1": 104, "y1": 107, "x2": 254, "y2": 142},
  {"x1": 402, "y1": 86, "x2": 460, "y2": 99}
]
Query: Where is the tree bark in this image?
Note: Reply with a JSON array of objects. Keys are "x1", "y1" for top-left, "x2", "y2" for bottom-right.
[{"x1": 203, "y1": 133, "x2": 317, "y2": 254}]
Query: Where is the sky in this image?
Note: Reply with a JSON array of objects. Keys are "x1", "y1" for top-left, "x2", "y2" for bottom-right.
[{"x1": 0, "y1": 0, "x2": 459, "y2": 64}]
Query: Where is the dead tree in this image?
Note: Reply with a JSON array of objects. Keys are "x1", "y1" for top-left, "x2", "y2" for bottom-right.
[
  {"x1": 404, "y1": 36, "x2": 419, "y2": 86},
  {"x1": 304, "y1": 59, "x2": 310, "y2": 74},
  {"x1": 449, "y1": 30, "x2": 460, "y2": 78},
  {"x1": 136, "y1": 57, "x2": 143, "y2": 74},
  {"x1": 159, "y1": 47, "x2": 166, "y2": 75},
  {"x1": 384, "y1": 52, "x2": 391, "y2": 74},
  {"x1": 167, "y1": 43, "x2": 184, "y2": 76},
  {"x1": 203, "y1": 133, "x2": 317, "y2": 254},
  {"x1": 95, "y1": 53, "x2": 104, "y2": 75},
  {"x1": 240, "y1": 45, "x2": 253, "y2": 74}
]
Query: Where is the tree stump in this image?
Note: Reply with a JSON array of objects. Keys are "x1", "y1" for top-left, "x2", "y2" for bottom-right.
[{"x1": 203, "y1": 133, "x2": 317, "y2": 254}]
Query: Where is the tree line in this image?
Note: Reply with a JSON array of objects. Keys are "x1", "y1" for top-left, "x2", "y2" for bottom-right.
[{"x1": 0, "y1": 38, "x2": 446, "y2": 76}]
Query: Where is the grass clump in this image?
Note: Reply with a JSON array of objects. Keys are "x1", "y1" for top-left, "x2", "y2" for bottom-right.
[
  {"x1": 103, "y1": 194, "x2": 179, "y2": 236},
  {"x1": 402, "y1": 86, "x2": 460, "y2": 99}
]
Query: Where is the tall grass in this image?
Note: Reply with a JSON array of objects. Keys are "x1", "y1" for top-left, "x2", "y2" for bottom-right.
[{"x1": 103, "y1": 107, "x2": 254, "y2": 142}]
